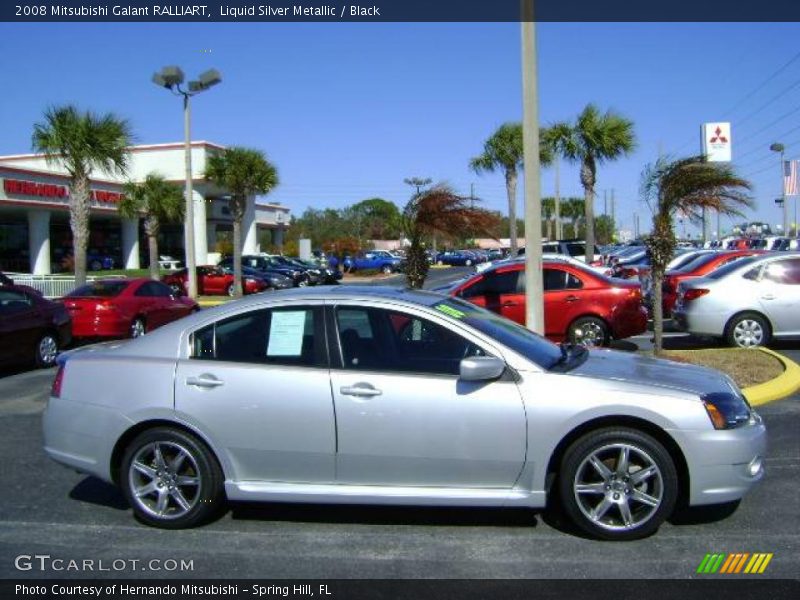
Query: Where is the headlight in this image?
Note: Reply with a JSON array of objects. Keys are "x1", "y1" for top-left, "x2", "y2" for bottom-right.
[{"x1": 702, "y1": 391, "x2": 752, "y2": 430}]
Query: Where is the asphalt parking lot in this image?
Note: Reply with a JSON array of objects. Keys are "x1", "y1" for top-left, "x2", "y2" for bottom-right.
[{"x1": 0, "y1": 267, "x2": 797, "y2": 579}]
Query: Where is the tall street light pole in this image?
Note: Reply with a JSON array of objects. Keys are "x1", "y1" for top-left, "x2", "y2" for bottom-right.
[
  {"x1": 770, "y1": 142, "x2": 787, "y2": 235},
  {"x1": 152, "y1": 66, "x2": 222, "y2": 299},
  {"x1": 521, "y1": 1, "x2": 544, "y2": 333}
]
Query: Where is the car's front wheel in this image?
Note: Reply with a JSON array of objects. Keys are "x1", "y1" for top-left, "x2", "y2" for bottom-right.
[
  {"x1": 120, "y1": 427, "x2": 224, "y2": 529},
  {"x1": 130, "y1": 317, "x2": 146, "y2": 338},
  {"x1": 35, "y1": 333, "x2": 59, "y2": 368},
  {"x1": 726, "y1": 312, "x2": 770, "y2": 348},
  {"x1": 558, "y1": 427, "x2": 678, "y2": 541},
  {"x1": 381, "y1": 264, "x2": 393, "y2": 274}
]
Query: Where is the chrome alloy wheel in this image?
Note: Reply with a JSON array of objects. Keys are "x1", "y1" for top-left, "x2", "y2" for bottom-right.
[
  {"x1": 130, "y1": 319, "x2": 145, "y2": 338},
  {"x1": 733, "y1": 319, "x2": 764, "y2": 348},
  {"x1": 573, "y1": 443, "x2": 664, "y2": 532},
  {"x1": 571, "y1": 321, "x2": 605, "y2": 347},
  {"x1": 128, "y1": 441, "x2": 202, "y2": 520},
  {"x1": 38, "y1": 335, "x2": 58, "y2": 366}
]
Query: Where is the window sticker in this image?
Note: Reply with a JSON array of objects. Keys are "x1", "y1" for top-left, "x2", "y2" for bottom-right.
[
  {"x1": 267, "y1": 311, "x2": 307, "y2": 356},
  {"x1": 435, "y1": 303, "x2": 465, "y2": 319}
]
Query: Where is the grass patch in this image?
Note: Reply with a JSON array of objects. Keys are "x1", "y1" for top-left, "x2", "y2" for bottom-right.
[{"x1": 660, "y1": 349, "x2": 784, "y2": 389}]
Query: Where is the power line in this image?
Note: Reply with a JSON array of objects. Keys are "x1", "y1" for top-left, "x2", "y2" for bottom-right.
[
  {"x1": 735, "y1": 121, "x2": 800, "y2": 161},
  {"x1": 736, "y1": 77, "x2": 800, "y2": 129},
  {"x1": 722, "y1": 50, "x2": 800, "y2": 117}
]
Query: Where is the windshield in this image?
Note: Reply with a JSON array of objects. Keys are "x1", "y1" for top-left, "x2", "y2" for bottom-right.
[
  {"x1": 706, "y1": 255, "x2": 759, "y2": 280},
  {"x1": 67, "y1": 281, "x2": 129, "y2": 297},
  {"x1": 432, "y1": 297, "x2": 563, "y2": 370}
]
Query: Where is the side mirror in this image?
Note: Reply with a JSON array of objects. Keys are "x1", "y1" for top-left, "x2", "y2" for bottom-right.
[{"x1": 459, "y1": 356, "x2": 505, "y2": 382}]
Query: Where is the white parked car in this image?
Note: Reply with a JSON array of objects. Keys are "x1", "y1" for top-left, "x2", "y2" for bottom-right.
[{"x1": 673, "y1": 253, "x2": 800, "y2": 347}]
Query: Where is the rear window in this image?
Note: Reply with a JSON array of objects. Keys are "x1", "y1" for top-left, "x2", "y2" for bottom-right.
[{"x1": 67, "y1": 281, "x2": 130, "y2": 297}]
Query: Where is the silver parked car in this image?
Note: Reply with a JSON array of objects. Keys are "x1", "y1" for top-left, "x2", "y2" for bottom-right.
[
  {"x1": 673, "y1": 253, "x2": 800, "y2": 347},
  {"x1": 43, "y1": 287, "x2": 766, "y2": 540}
]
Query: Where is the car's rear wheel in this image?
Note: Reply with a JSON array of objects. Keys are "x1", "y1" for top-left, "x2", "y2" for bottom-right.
[
  {"x1": 558, "y1": 427, "x2": 678, "y2": 541},
  {"x1": 130, "y1": 317, "x2": 146, "y2": 338},
  {"x1": 381, "y1": 265, "x2": 393, "y2": 274},
  {"x1": 226, "y1": 283, "x2": 236, "y2": 297},
  {"x1": 89, "y1": 259, "x2": 102, "y2": 271},
  {"x1": 120, "y1": 427, "x2": 224, "y2": 529},
  {"x1": 726, "y1": 312, "x2": 770, "y2": 348},
  {"x1": 568, "y1": 316, "x2": 609, "y2": 347},
  {"x1": 35, "y1": 333, "x2": 58, "y2": 368},
  {"x1": 465, "y1": 259, "x2": 473, "y2": 266},
  {"x1": 169, "y1": 283, "x2": 183, "y2": 295}
]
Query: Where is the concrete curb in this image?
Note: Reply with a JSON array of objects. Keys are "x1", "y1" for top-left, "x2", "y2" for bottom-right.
[{"x1": 742, "y1": 347, "x2": 800, "y2": 407}]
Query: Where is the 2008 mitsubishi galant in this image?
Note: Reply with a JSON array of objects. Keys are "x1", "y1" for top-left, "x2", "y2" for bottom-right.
[{"x1": 43, "y1": 286, "x2": 766, "y2": 540}]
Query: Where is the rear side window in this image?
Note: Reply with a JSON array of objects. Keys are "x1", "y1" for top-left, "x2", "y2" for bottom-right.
[
  {"x1": 763, "y1": 259, "x2": 800, "y2": 285},
  {"x1": 68, "y1": 281, "x2": 129, "y2": 297},
  {"x1": 0, "y1": 289, "x2": 33, "y2": 315},
  {"x1": 192, "y1": 306, "x2": 327, "y2": 367},
  {"x1": 543, "y1": 268, "x2": 567, "y2": 291}
]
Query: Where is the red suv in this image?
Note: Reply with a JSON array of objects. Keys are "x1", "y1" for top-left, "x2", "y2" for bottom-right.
[{"x1": 446, "y1": 259, "x2": 647, "y2": 347}]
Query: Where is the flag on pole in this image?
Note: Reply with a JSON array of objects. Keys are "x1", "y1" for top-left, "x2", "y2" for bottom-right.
[{"x1": 783, "y1": 160, "x2": 798, "y2": 196}]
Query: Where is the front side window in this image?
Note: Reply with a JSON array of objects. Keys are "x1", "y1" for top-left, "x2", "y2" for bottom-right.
[
  {"x1": 192, "y1": 306, "x2": 326, "y2": 367},
  {"x1": 335, "y1": 306, "x2": 487, "y2": 376}
]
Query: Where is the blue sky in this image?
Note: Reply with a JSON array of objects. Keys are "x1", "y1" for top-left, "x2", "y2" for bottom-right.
[{"x1": 1, "y1": 22, "x2": 800, "y2": 237}]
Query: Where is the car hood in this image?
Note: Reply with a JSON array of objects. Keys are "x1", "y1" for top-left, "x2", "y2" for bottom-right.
[{"x1": 569, "y1": 348, "x2": 736, "y2": 398}]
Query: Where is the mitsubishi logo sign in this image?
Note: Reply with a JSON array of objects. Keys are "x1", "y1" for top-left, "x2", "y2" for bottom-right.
[
  {"x1": 709, "y1": 126, "x2": 728, "y2": 144},
  {"x1": 702, "y1": 122, "x2": 732, "y2": 162}
]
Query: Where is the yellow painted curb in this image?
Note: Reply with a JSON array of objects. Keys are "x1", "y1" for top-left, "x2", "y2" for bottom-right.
[
  {"x1": 742, "y1": 348, "x2": 800, "y2": 407},
  {"x1": 198, "y1": 300, "x2": 228, "y2": 307}
]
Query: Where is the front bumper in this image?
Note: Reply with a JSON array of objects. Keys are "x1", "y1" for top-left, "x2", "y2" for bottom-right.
[{"x1": 670, "y1": 413, "x2": 767, "y2": 506}]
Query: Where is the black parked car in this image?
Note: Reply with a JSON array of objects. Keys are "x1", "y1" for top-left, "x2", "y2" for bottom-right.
[
  {"x1": 218, "y1": 265, "x2": 294, "y2": 290},
  {"x1": 0, "y1": 285, "x2": 72, "y2": 368},
  {"x1": 219, "y1": 255, "x2": 309, "y2": 287}
]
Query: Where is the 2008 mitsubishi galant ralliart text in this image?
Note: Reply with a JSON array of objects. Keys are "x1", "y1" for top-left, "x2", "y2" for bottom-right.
[{"x1": 42, "y1": 287, "x2": 766, "y2": 540}]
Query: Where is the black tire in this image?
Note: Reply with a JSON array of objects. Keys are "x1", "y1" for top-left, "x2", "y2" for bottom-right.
[
  {"x1": 120, "y1": 427, "x2": 225, "y2": 529},
  {"x1": 169, "y1": 284, "x2": 183, "y2": 296},
  {"x1": 465, "y1": 259, "x2": 473, "y2": 267},
  {"x1": 89, "y1": 260, "x2": 102, "y2": 271},
  {"x1": 35, "y1": 332, "x2": 59, "y2": 368},
  {"x1": 226, "y1": 283, "x2": 236, "y2": 297},
  {"x1": 558, "y1": 427, "x2": 678, "y2": 541},
  {"x1": 725, "y1": 312, "x2": 771, "y2": 348},
  {"x1": 381, "y1": 264, "x2": 393, "y2": 274},
  {"x1": 568, "y1": 316, "x2": 609, "y2": 347}
]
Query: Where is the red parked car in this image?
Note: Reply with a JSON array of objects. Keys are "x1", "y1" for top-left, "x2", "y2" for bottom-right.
[
  {"x1": 161, "y1": 266, "x2": 268, "y2": 297},
  {"x1": 0, "y1": 284, "x2": 72, "y2": 368},
  {"x1": 661, "y1": 250, "x2": 765, "y2": 316},
  {"x1": 61, "y1": 278, "x2": 198, "y2": 339},
  {"x1": 445, "y1": 259, "x2": 648, "y2": 347}
]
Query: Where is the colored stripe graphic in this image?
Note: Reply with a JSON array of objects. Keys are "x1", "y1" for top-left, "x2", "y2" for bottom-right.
[{"x1": 697, "y1": 553, "x2": 772, "y2": 574}]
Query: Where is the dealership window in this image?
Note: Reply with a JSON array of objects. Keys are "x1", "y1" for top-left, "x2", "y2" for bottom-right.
[{"x1": 192, "y1": 306, "x2": 326, "y2": 367}]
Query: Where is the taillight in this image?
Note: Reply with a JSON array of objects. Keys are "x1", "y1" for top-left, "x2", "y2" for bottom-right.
[
  {"x1": 95, "y1": 300, "x2": 118, "y2": 311},
  {"x1": 51, "y1": 365, "x2": 65, "y2": 398},
  {"x1": 683, "y1": 288, "x2": 710, "y2": 302}
]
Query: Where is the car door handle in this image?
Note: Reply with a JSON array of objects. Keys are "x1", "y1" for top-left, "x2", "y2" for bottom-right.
[
  {"x1": 501, "y1": 300, "x2": 518, "y2": 307},
  {"x1": 565, "y1": 295, "x2": 580, "y2": 302},
  {"x1": 340, "y1": 384, "x2": 382, "y2": 397},
  {"x1": 186, "y1": 375, "x2": 224, "y2": 389},
  {"x1": 761, "y1": 294, "x2": 776, "y2": 300}
]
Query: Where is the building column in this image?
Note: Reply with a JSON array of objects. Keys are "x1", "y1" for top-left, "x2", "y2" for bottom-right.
[
  {"x1": 242, "y1": 195, "x2": 258, "y2": 255},
  {"x1": 206, "y1": 222, "x2": 217, "y2": 253},
  {"x1": 273, "y1": 227, "x2": 285, "y2": 250},
  {"x1": 27, "y1": 210, "x2": 51, "y2": 275},
  {"x1": 193, "y1": 191, "x2": 208, "y2": 266},
  {"x1": 121, "y1": 217, "x2": 140, "y2": 270}
]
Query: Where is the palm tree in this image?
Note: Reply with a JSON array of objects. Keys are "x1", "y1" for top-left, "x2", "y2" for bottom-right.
[
  {"x1": 205, "y1": 147, "x2": 279, "y2": 297},
  {"x1": 545, "y1": 104, "x2": 635, "y2": 263},
  {"x1": 32, "y1": 105, "x2": 132, "y2": 285},
  {"x1": 541, "y1": 197, "x2": 555, "y2": 239},
  {"x1": 403, "y1": 185, "x2": 499, "y2": 289},
  {"x1": 119, "y1": 173, "x2": 184, "y2": 281},
  {"x1": 641, "y1": 156, "x2": 752, "y2": 354},
  {"x1": 470, "y1": 123, "x2": 553, "y2": 255},
  {"x1": 559, "y1": 197, "x2": 585, "y2": 238}
]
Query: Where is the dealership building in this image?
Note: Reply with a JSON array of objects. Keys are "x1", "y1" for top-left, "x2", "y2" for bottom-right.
[{"x1": 0, "y1": 141, "x2": 290, "y2": 274}]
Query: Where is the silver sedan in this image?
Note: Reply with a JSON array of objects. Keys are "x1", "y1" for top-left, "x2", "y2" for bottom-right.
[
  {"x1": 43, "y1": 286, "x2": 766, "y2": 540},
  {"x1": 673, "y1": 253, "x2": 800, "y2": 347}
]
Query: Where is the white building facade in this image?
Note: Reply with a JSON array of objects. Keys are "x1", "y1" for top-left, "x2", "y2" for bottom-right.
[{"x1": 0, "y1": 141, "x2": 289, "y2": 274}]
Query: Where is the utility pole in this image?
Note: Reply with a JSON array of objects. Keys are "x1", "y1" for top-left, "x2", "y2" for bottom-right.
[
  {"x1": 554, "y1": 159, "x2": 561, "y2": 239},
  {"x1": 521, "y1": 1, "x2": 544, "y2": 334},
  {"x1": 603, "y1": 189, "x2": 608, "y2": 216},
  {"x1": 611, "y1": 188, "x2": 616, "y2": 232},
  {"x1": 470, "y1": 182, "x2": 475, "y2": 209}
]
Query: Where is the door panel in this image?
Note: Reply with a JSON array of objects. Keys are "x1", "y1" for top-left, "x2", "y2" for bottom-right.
[
  {"x1": 331, "y1": 304, "x2": 527, "y2": 488},
  {"x1": 174, "y1": 305, "x2": 335, "y2": 482}
]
